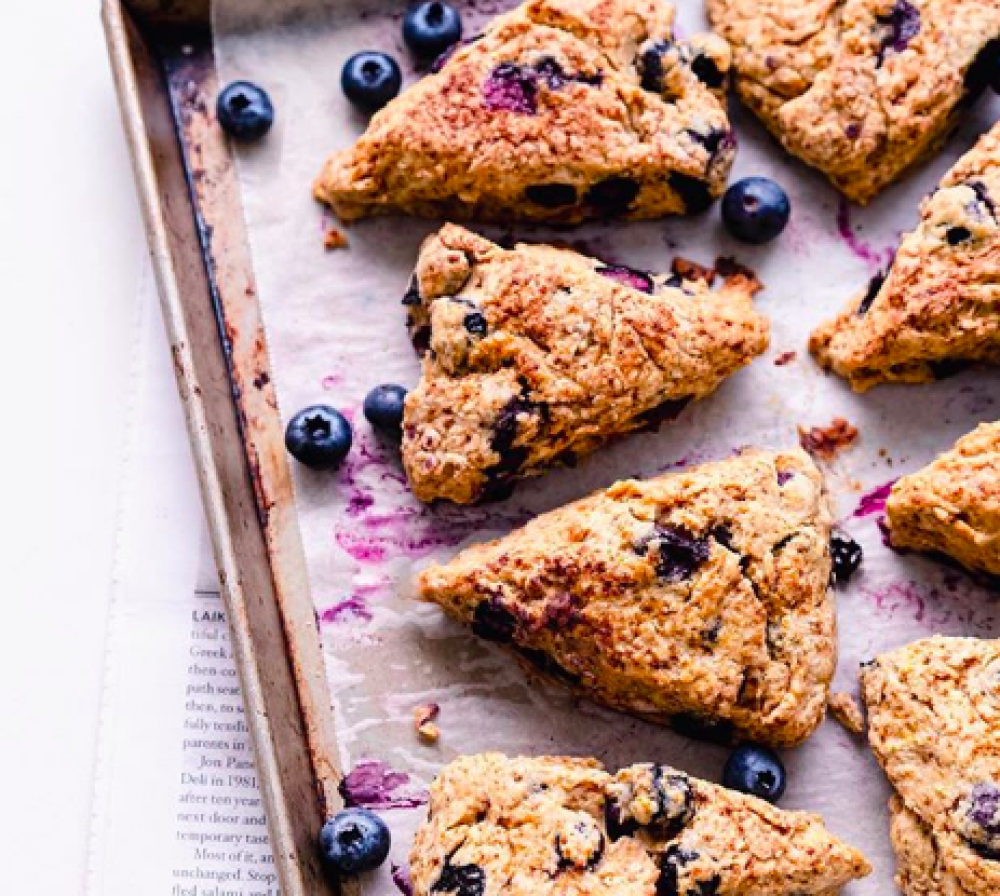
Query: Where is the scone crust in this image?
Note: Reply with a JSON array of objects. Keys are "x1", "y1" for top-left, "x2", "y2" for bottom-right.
[
  {"x1": 410, "y1": 753, "x2": 871, "y2": 896},
  {"x1": 315, "y1": 0, "x2": 736, "y2": 222},
  {"x1": 402, "y1": 224, "x2": 769, "y2": 504},
  {"x1": 861, "y1": 636, "x2": 1000, "y2": 895},
  {"x1": 707, "y1": 0, "x2": 1000, "y2": 203},
  {"x1": 809, "y1": 121, "x2": 1000, "y2": 390},
  {"x1": 887, "y1": 421, "x2": 1000, "y2": 574},
  {"x1": 417, "y1": 449, "x2": 837, "y2": 747}
]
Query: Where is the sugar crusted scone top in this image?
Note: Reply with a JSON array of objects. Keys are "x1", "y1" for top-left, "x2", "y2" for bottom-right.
[
  {"x1": 887, "y1": 420, "x2": 1000, "y2": 574},
  {"x1": 861, "y1": 637, "x2": 1000, "y2": 894},
  {"x1": 409, "y1": 753, "x2": 871, "y2": 895},
  {"x1": 810, "y1": 120, "x2": 1000, "y2": 390},
  {"x1": 708, "y1": 0, "x2": 1000, "y2": 203},
  {"x1": 314, "y1": 0, "x2": 735, "y2": 222},
  {"x1": 401, "y1": 225, "x2": 768, "y2": 504},
  {"x1": 417, "y1": 449, "x2": 836, "y2": 747}
]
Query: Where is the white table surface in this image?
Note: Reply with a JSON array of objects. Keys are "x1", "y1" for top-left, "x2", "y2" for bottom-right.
[{"x1": 1, "y1": 1, "x2": 167, "y2": 890}]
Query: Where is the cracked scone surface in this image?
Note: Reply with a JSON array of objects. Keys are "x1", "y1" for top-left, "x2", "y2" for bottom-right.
[
  {"x1": 314, "y1": 0, "x2": 736, "y2": 223},
  {"x1": 707, "y1": 0, "x2": 1000, "y2": 204},
  {"x1": 810, "y1": 121, "x2": 1000, "y2": 390},
  {"x1": 861, "y1": 637, "x2": 1000, "y2": 895},
  {"x1": 411, "y1": 753, "x2": 871, "y2": 895},
  {"x1": 402, "y1": 225, "x2": 769, "y2": 504},
  {"x1": 417, "y1": 449, "x2": 836, "y2": 747},
  {"x1": 886, "y1": 420, "x2": 1000, "y2": 575}
]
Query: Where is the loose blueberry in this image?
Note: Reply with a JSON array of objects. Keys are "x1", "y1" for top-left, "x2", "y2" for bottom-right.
[
  {"x1": 216, "y1": 81, "x2": 274, "y2": 140},
  {"x1": 403, "y1": 1, "x2": 463, "y2": 61},
  {"x1": 319, "y1": 808, "x2": 391, "y2": 875},
  {"x1": 342, "y1": 51, "x2": 402, "y2": 113},
  {"x1": 363, "y1": 384, "x2": 408, "y2": 441},
  {"x1": 285, "y1": 405, "x2": 352, "y2": 470},
  {"x1": 721, "y1": 177, "x2": 791, "y2": 244},
  {"x1": 830, "y1": 532, "x2": 863, "y2": 585},
  {"x1": 722, "y1": 744, "x2": 786, "y2": 803}
]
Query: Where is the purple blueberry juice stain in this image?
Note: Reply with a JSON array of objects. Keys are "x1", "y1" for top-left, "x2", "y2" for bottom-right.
[
  {"x1": 867, "y1": 581, "x2": 927, "y2": 623},
  {"x1": 319, "y1": 595, "x2": 375, "y2": 625},
  {"x1": 482, "y1": 63, "x2": 538, "y2": 114},
  {"x1": 321, "y1": 372, "x2": 344, "y2": 390},
  {"x1": 335, "y1": 434, "x2": 531, "y2": 564},
  {"x1": 853, "y1": 480, "x2": 897, "y2": 518},
  {"x1": 596, "y1": 264, "x2": 655, "y2": 293},
  {"x1": 340, "y1": 759, "x2": 428, "y2": 809},
  {"x1": 392, "y1": 864, "x2": 414, "y2": 896},
  {"x1": 836, "y1": 198, "x2": 896, "y2": 269}
]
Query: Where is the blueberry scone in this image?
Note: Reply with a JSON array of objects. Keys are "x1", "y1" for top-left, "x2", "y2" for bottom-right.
[
  {"x1": 810, "y1": 121, "x2": 1000, "y2": 390},
  {"x1": 886, "y1": 420, "x2": 1000, "y2": 575},
  {"x1": 861, "y1": 637, "x2": 1000, "y2": 895},
  {"x1": 314, "y1": 0, "x2": 736, "y2": 223},
  {"x1": 411, "y1": 754, "x2": 871, "y2": 895},
  {"x1": 402, "y1": 225, "x2": 769, "y2": 504},
  {"x1": 417, "y1": 449, "x2": 836, "y2": 747},
  {"x1": 707, "y1": 0, "x2": 1000, "y2": 204}
]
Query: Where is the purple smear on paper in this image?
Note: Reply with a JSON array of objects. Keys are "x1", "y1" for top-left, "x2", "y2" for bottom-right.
[
  {"x1": 853, "y1": 480, "x2": 897, "y2": 517},
  {"x1": 340, "y1": 760, "x2": 428, "y2": 810},
  {"x1": 319, "y1": 597, "x2": 373, "y2": 625},
  {"x1": 877, "y1": 515, "x2": 894, "y2": 548},
  {"x1": 334, "y1": 435, "x2": 531, "y2": 564},
  {"x1": 836, "y1": 199, "x2": 895, "y2": 268},
  {"x1": 868, "y1": 581, "x2": 927, "y2": 623},
  {"x1": 392, "y1": 864, "x2": 414, "y2": 896},
  {"x1": 321, "y1": 373, "x2": 343, "y2": 390}
]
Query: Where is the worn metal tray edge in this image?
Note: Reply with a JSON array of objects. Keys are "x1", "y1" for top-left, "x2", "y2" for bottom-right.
[{"x1": 102, "y1": 3, "x2": 345, "y2": 894}]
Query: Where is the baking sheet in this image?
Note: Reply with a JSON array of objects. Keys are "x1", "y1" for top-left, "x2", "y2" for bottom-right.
[{"x1": 213, "y1": 2, "x2": 1000, "y2": 890}]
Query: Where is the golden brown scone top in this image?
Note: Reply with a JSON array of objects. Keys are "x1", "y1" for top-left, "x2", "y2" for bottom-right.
[
  {"x1": 708, "y1": 0, "x2": 1000, "y2": 203},
  {"x1": 315, "y1": 0, "x2": 735, "y2": 222},
  {"x1": 861, "y1": 636, "x2": 1000, "y2": 895},
  {"x1": 417, "y1": 449, "x2": 837, "y2": 747},
  {"x1": 886, "y1": 420, "x2": 1000, "y2": 575},
  {"x1": 410, "y1": 753, "x2": 871, "y2": 895},
  {"x1": 402, "y1": 225, "x2": 769, "y2": 504},
  {"x1": 809, "y1": 121, "x2": 1000, "y2": 391}
]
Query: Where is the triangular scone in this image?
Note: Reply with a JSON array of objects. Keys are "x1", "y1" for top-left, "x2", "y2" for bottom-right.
[
  {"x1": 861, "y1": 637, "x2": 1000, "y2": 895},
  {"x1": 402, "y1": 225, "x2": 769, "y2": 504},
  {"x1": 886, "y1": 421, "x2": 1000, "y2": 575},
  {"x1": 810, "y1": 122, "x2": 1000, "y2": 391},
  {"x1": 417, "y1": 449, "x2": 836, "y2": 746},
  {"x1": 314, "y1": 0, "x2": 735, "y2": 223},
  {"x1": 410, "y1": 754, "x2": 871, "y2": 896},
  {"x1": 707, "y1": 0, "x2": 1000, "y2": 204}
]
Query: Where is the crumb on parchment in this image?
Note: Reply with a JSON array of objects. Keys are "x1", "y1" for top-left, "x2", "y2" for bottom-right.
[
  {"x1": 799, "y1": 417, "x2": 859, "y2": 459},
  {"x1": 828, "y1": 691, "x2": 864, "y2": 735},
  {"x1": 774, "y1": 350, "x2": 797, "y2": 366},
  {"x1": 414, "y1": 703, "x2": 440, "y2": 742},
  {"x1": 324, "y1": 226, "x2": 349, "y2": 249}
]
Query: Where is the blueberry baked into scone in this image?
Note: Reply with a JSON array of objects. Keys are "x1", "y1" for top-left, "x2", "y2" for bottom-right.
[
  {"x1": 810, "y1": 120, "x2": 1000, "y2": 390},
  {"x1": 314, "y1": 0, "x2": 736, "y2": 223},
  {"x1": 861, "y1": 636, "x2": 1000, "y2": 895},
  {"x1": 418, "y1": 448, "x2": 837, "y2": 747},
  {"x1": 402, "y1": 225, "x2": 769, "y2": 504},
  {"x1": 410, "y1": 754, "x2": 871, "y2": 895},
  {"x1": 886, "y1": 420, "x2": 1000, "y2": 575},
  {"x1": 706, "y1": 0, "x2": 1000, "y2": 203}
]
